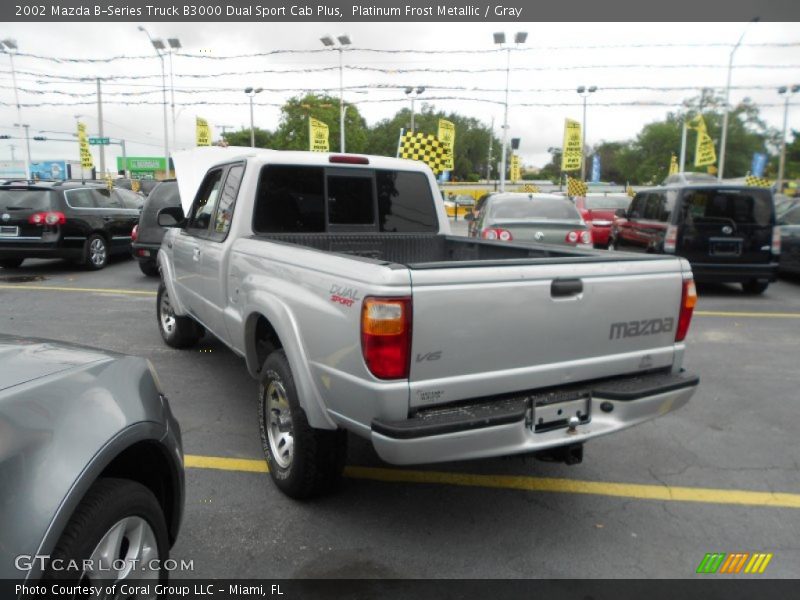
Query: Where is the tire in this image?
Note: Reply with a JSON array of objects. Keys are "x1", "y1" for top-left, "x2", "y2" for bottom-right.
[
  {"x1": 139, "y1": 259, "x2": 160, "y2": 277},
  {"x1": 157, "y1": 281, "x2": 202, "y2": 348},
  {"x1": 258, "y1": 349, "x2": 347, "y2": 499},
  {"x1": 83, "y1": 234, "x2": 109, "y2": 270},
  {"x1": 742, "y1": 279, "x2": 769, "y2": 295},
  {"x1": 608, "y1": 237, "x2": 619, "y2": 251},
  {"x1": 42, "y1": 478, "x2": 169, "y2": 588},
  {"x1": 0, "y1": 258, "x2": 24, "y2": 269}
]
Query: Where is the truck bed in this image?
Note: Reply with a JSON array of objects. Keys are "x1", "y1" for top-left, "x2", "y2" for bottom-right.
[{"x1": 250, "y1": 233, "x2": 663, "y2": 268}]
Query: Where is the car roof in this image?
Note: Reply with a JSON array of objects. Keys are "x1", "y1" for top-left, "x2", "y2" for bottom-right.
[
  {"x1": 0, "y1": 180, "x2": 110, "y2": 191},
  {"x1": 488, "y1": 192, "x2": 570, "y2": 203},
  {"x1": 635, "y1": 183, "x2": 773, "y2": 193}
]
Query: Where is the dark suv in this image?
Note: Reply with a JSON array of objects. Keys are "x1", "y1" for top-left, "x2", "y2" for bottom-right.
[
  {"x1": 132, "y1": 180, "x2": 181, "y2": 277},
  {"x1": 609, "y1": 183, "x2": 779, "y2": 294},
  {"x1": 0, "y1": 181, "x2": 143, "y2": 270}
]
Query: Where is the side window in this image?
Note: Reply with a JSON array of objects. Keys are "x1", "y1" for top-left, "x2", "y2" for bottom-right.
[
  {"x1": 644, "y1": 193, "x2": 669, "y2": 221},
  {"x1": 253, "y1": 166, "x2": 325, "y2": 233},
  {"x1": 376, "y1": 170, "x2": 437, "y2": 232},
  {"x1": 327, "y1": 174, "x2": 374, "y2": 226},
  {"x1": 187, "y1": 169, "x2": 224, "y2": 233},
  {"x1": 113, "y1": 189, "x2": 144, "y2": 210},
  {"x1": 629, "y1": 194, "x2": 646, "y2": 218},
  {"x1": 65, "y1": 189, "x2": 96, "y2": 208},
  {"x1": 94, "y1": 189, "x2": 122, "y2": 208},
  {"x1": 782, "y1": 206, "x2": 800, "y2": 225},
  {"x1": 211, "y1": 164, "x2": 244, "y2": 240}
]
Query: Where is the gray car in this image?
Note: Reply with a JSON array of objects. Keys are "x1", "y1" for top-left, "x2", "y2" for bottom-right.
[
  {"x1": 0, "y1": 335, "x2": 184, "y2": 591},
  {"x1": 470, "y1": 193, "x2": 593, "y2": 247}
]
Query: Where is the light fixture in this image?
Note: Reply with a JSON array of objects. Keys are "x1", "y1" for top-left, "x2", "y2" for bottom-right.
[
  {"x1": 493, "y1": 32, "x2": 505, "y2": 44},
  {"x1": 320, "y1": 35, "x2": 334, "y2": 47},
  {"x1": 167, "y1": 38, "x2": 181, "y2": 49}
]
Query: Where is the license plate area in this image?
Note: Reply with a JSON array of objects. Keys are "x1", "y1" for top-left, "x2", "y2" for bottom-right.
[
  {"x1": 709, "y1": 237, "x2": 742, "y2": 257},
  {"x1": 532, "y1": 392, "x2": 591, "y2": 433},
  {"x1": 0, "y1": 226, "x2": 19, "y2": 237}
]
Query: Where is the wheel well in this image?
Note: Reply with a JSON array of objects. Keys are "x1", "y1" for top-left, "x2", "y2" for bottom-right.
[
  {"x1": 99, "y1": 441, "x2": 181, "y2": 545},
  {"x1": 253, "y1": 314, "x2": 283, "y2": 371}
]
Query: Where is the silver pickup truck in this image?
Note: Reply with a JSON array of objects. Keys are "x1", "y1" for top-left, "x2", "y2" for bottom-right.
[{"x1": 156, "y1": 150, "x2": 699, "y2": 498}]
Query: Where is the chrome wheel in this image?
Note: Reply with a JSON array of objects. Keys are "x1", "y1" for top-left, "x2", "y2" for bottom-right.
[
  {"x1": 89, "y1": 237, "x2": 107, "y2": 267},
  {"x1": 159, "y1": 289, "x2": 176, "y2": 335},
  {"x1": 83, "y1": 516, "x2": 160, "y2": 590},
  {"x1": 266, "y1": 379, "x2": 294, "y2": 469}
]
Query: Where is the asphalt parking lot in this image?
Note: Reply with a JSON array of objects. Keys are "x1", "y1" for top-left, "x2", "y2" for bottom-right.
[{"x1": 2, "y1": 242, "x2": 799, "y2": 579}]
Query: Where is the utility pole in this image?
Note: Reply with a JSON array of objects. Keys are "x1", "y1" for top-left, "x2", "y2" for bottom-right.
[
  {"x1": 486, "y1": 117, "x2": 494, "y2": 183},
  {"x1": 96, "y1": 78, "x2": 106, "y2": 176},
  {"x1": 9, "y1": 144, "x2": 15, "y2": 161}
]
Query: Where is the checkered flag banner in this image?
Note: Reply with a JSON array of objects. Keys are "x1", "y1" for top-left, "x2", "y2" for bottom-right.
[
  {"x1": 745, "y1": 175, "x2": 773, "y2": 188},
  {"x1": 566, "y1": 176, "x2": 588, "y2": 197},
  {"x1": 521, "y1": 184, "x2": 540, "y2": 193},
  {"x1": 399, "y1": 131, "x2": 448, "y2": 174}
]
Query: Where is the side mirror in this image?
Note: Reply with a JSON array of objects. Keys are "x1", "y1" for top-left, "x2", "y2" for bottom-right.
[
  {"x1": 157, "y1": 206, "x2": 185, "y2": 228},
  {"x1": 615, "y1": 209, "x2": 627, "y2": 218},
  {"x1": 464, "y1": 212, "x2": 475, "y2": 222}
]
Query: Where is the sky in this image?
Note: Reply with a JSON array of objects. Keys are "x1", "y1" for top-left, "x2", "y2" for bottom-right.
[{"x1": 1, "y1": 21, "x2": 799, "y2": 173}]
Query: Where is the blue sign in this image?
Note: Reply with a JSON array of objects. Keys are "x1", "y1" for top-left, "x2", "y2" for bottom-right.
[
  {"x1": 30, "y1": 160, "x2": 68, "y2": 181},
  {"x1": 590, "y1": 154, "x2": 601, "y2": 183},
  {"x1": 438, "y1": 170, "x2": 451, "y2": 183},
  {"x1": 751, "y1": 153, "x2": 767, "y2": 178}
]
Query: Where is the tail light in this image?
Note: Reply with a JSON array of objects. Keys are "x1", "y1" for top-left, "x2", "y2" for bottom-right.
[
  {"x1": 28, "y1": 211, "x2": 66, "y2": 226},
  {"x1": 131, "y1": 224, "x2": 139, "y2": 242},
  {"x1": 771, "y1": 226, "x2": 781, "y2": 255},
  {"x1": 664, "y1": 224, "x2": 678, "y2": 253},
  {"x1": 330, "y1": 155, "x2": 369, "y2": 165},
  {"x1": 675, "y1": 278, "x2": 697, "y2": 342},
  {"x1": 481, "y1": 228, "x2": 513, "y2": 241},
  {"x1": 579, "y1": 230, "x2": 592, "y2": 245},
  {"x1": 361, "y1": 297, "x2": 412, "y2": 379},
  {"x1": 566, "y1": 230, "x2": 593, "y2": 244}
]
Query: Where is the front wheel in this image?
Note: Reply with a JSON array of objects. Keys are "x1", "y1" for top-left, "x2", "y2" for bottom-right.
[
  {"x1": 742, "y1": 279, "x2": 769, "y2": 295},
  {"x1": 157, "y1": 281, "x2": 202, "y2": 348},
  {"x1": 608, "y1": 237, "x2": 619, "y2": 251},
  {"x1": 258, "y1": 349, "x2": 347, "y2": 499},
  {"x1": 42, "y1": 478, "x2": 170, "y2": 592}
]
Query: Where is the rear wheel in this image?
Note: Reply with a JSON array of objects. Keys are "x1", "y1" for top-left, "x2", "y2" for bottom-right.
[
  {"x1": 83, "y1": 234, "x2": 109, "y2": 270},
  {"x1": 0, "y1": 258, "x2": 24, "y2": 269},
  {"x1": 608, "y1": 237, "x2": 619, "y2": 251},
  {"x1": 157, "y1": 281, "x2": 202, "y2": 348},
  {"x1": 139, "y1": 259, "x2": 160, "y2": 277},
  {"x1": 742, "y1": 279, "x2": 769, "y2": 295},
  {"x1": 258, "y1": 349, "x2": 347, "y2": 499}
]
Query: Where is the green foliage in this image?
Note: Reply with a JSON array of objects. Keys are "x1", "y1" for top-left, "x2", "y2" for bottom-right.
[
  {"x1": 222, "y1": 127, "x2": 274, "y2": 148},
  {"x1": 271, "y1": 94, "x2": 368, "y2": 153}
]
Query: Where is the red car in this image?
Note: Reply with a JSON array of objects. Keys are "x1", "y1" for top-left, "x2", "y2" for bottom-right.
[{"x1": 574, "y1": 194, "x2": 633, "y2": 248}]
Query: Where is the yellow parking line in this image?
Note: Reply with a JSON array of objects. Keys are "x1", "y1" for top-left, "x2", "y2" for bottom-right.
[
  {"x1": 695, "y1": 310, "x2": 800, "y2": 319},
  {"x1": 0, "y1": 284, "x2": 156, "y2": 296},
  {"x1": 184, "y1": 454, "x2": 800, "y2": 509}
]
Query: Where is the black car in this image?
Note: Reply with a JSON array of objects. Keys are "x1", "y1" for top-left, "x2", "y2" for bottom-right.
[
  {"x1": 777, "y1": 203, "x2": 800, "y2": 275},
  {"x1": 609, "y1": 184, "x2": 779, "y2": 294},
  {"x1": 132, "y1": 180, "x2": 181, "y2": 277},
  {"x1": 0, "y1": 181, "x2": 143, "y2": 270}
]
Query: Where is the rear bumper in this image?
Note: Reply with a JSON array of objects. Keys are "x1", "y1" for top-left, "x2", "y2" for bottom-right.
[
  {"x1": 589, "y1": 224, "x2": 611, "y2": 246},
  {"x1": 689, "y1": 261, "x2": 779, "y2": 283},
  {"x1": 371, "y1": 370, "x2": 699, "y2": 465},
  {"x1": 132, "y1": 241, "x2": 160, "y2": 261}
]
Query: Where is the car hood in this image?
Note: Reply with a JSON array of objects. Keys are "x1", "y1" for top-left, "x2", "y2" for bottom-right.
[{"x1": 0, "y1": 335, "x2": 116, "y2": 391}]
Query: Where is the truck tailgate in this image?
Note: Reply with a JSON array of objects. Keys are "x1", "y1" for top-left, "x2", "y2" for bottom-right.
[{"x1": 408, "y1": 257, "x2": 686, "y2": 408}]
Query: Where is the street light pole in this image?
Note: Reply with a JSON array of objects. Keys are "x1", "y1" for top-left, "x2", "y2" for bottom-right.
[
  {"x1": 138, "y1": 27, "x2": 170, "y2": 178},
  {"x1": 718, "y1": 18, "x2": 759, "y2": 180},
  {"x1": 167, "y1": 38, "x2": 181, "y2": 150},
  {"x1": 2, "y1": 39, "x2": 30, "y2": 179},
  {"x1": 494, "y1": 31, "x2": 527, "y2": 192},
  {"x1": 777, "y1": 85, "x2": 799, "y2": 193},
  {"x1": 244, "y1": 87, "x2": 263, "y2": 148},
  {"x1": 321, "y1": 34, "x2": 352, "y2": 153},
  {"x1": 577, "y1": 85, "x2": 597, "y2": 181},
  {"x1": 404, "y1": 86, "x2": 425, "y2": 132}
]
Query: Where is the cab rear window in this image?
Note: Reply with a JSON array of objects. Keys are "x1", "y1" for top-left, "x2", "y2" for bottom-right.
[
  {"x1": 0, "y1": 190, "x2": 55, "y2": 211},
  {"x1": 683, "y1": 189, "x2": 772, "y2": 227}
]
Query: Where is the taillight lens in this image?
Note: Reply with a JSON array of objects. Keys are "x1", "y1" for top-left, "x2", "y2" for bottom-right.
[
  {"x1": 132, "y1": 224, "x2": 139, "y2": 242},
  {"x1": 579, "y1": 230, "x2": 592, "y2": 245},
  {"x1": 675, "y1": 278, "x2": 697, "y2": 342},
  {"x1": 28, "y1": 211, "x2": 66, "y2": 226},
  {"x1": 565, "y1": 231, "x2": 579, "y2": 243},
  {"x1": 361, "y1": 297, "x2": 412, "y2": 379},
  {"x1": 481, "y1": 228, "x2": 513, "y2": 241},
  {"x1": 664, "y1": 224, "x2": 678, "y2": 253},
  {"x1": 771, "y1": 226, "x2": 781, "y2": 255}
]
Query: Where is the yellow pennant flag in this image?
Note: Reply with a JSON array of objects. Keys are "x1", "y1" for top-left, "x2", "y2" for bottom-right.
[
  {"x1": 561, "y1": 119, "x2": 582, "y2": 172},
  {"x1": 566, "y1": 176, "x2": 588, "y2": 197},
  {"x1": 669, "y1": 154, "x2": 679, "y2": 175},
  {"x1": 437, "y1": 119, "x2": 455, "y2": 171},
  {"x1": 509, "y1": 154, "x2": 521, "y2": 182},
  {"x1": 77, "y1": 122, "x2": 93, "y2": 170},
  {"x1": 309, "y1": 117, "x2": 330, "y2": 152},
  {"x1": 689, "y1": 115, "x2": 717, "y2": 167},
  {"x1": 196, "y1": 117, "x2": 211, "y2": 147}
]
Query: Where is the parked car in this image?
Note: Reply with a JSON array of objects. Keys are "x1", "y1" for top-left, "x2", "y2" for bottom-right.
[
  {"x1": 468, "y1": 193, "x2": 593, "y2": 247},
  {"x1": 574, "y1": 193, "x2": 633, "y2": 248},
  {"x1": 0, "y1": 181, "x2": 143, "y2": 270},
  {"x1": 466, "y1": 192, "x2": 496, "y2": 237},
  {"x1": 609, "y1": 183, "x2": 780, "y2": 294},
  {"x1": 115, "y1": 178, "x2": 161, "y2": 197},
  {"x1": 0, "y1": 335, "x2": 184, "y2": 586},
  {"x1": 132, "y1": 180, "x2": 180, "y2": 277},
  {"x1": 777, "y1": 203, "x2": 800, "y2": 275},
  {"x1": 156, "y1": 149, "x2": 698, "y2": 499},
  {"x1": 443, "y1": 193, "x2": 475, "y2": 218}
]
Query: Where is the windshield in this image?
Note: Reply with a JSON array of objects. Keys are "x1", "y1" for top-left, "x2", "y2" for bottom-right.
[
  {"x1": 0, "y1": 190, "x2": 55, "y2": 210},
  {"x1": 148, "y1": 182, "x2": 181, "y2": 207},
  {"x1": 490, "y1": 198, "x2": 581, "y2": 221},
  {"x1": 585, "y1": 195, "x2": 631, "y2": 210}
]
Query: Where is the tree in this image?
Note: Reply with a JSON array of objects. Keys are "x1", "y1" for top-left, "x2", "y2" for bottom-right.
[
  {"x1": 271, "y1": 94, "x2": 368, "y2": 153},
  {"x1": 784, "y1": 130, "x2": 800, "y2": 180},
  {"x1": 222, "y1": 127, "x2": 274, "y2": 148}
]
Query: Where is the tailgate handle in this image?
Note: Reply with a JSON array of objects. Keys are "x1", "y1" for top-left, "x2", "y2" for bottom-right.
[{"x1": 551, "y1": 278, "x2": 583, "y2": 297}]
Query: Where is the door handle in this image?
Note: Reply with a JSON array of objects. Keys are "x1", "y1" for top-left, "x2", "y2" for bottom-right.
[
  {"x1": 551, "y1": 278, "x2": 583, "y2": 298},
  {"x1": 102, "y1": 216, "x2": 113, "y2": 222}
]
